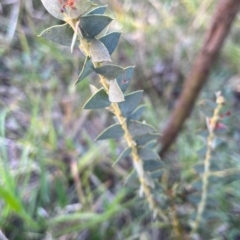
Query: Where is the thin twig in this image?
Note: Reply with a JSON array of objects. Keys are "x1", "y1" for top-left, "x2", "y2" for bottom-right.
[
  {"x1": 67, "y1": 9, "x2": 169, "y2": 223},
  {"x1": 99, "y1": 75, "x2": 168, "y2": 222},
  {"x1": 190, "y1": 92, "x2": 225, "y2": 236}
]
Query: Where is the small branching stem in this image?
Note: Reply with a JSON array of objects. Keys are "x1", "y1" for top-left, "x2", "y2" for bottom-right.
[
  {"x1": 69, "y1": 15, "x2": 168, "y2": 222},
  {"x1": 65, "y1": 18, "x2": 77, "y2": 30},
  {"x1": 98, "y1": 75, "x2": 168, "y2": 221},
  {"x1": 190, "y1": 92, "x2": 225, "y2": 236}
]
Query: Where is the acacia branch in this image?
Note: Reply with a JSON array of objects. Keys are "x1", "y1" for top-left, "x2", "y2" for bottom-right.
[{"x1": 160, "y1": 0, "x2": 240, "y2": 156}]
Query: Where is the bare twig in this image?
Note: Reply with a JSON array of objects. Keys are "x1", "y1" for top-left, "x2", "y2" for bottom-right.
[
  {"x1": 159, "y1": 0, "x2": 240, "y2": 157},
  {"x1": 190, "y1": 92, "x2": 225, "y2": 236}
]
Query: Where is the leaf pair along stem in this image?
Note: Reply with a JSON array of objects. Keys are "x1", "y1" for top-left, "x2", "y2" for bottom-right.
[
  {"x1": 63, "y1": 16, "x2": 169, "y2": 221},
  {"x1": 98, "y1": 72, "x2": 168, "y2": 222}
]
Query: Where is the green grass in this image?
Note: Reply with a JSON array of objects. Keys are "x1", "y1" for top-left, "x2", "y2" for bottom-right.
[{"x1": 1, "y1": 0, "x2": 240, "y2": 239}]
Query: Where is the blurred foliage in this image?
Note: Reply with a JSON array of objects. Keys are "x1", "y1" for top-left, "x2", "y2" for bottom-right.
[{"x1": 1, "y1": 0, "x2": 240, "y2": 239}]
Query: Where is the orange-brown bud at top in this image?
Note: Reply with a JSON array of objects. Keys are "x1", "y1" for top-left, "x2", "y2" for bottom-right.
[
  {"x1": 41, "y1": 0, "x2": 96, "y2": 21},
  {"x1": 59, "y1": 0, "x2": 77, "y2": 13}
]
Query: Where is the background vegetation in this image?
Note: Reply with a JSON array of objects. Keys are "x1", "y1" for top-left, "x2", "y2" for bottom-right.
[{"x1": 1, "y1": 0, "x2": 240, "y2": 239}]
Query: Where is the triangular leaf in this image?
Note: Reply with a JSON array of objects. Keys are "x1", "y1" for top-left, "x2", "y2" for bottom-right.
[
  {"x1": 89, "y1": 38, "x2": 112, "y2": 62},
  {"x1": 125, "y1": 170, "x2": 155, "y2": 188},
  {"x1": 87, "y1": 5, "x2": 107, "y2": 15},
  {"x1": 192, "y1": 179, "x2": 203, "y2": 191},
  {"x1": 143, "y1": 160, "x2": 163, "y2": 172},
  {"x1": 128, "y1": 105, "x2": 146, "y2": 121},
  {"x1": 138, "y1": 147, "x2": 160, "y2": 160},
  {"x1": 94, "y1": 65, "x2": 123, "y2": 79},
  {"x1": 119, "y1": 90, "x2": 143, "y2": 117},
  {"x1": 112, "y1": 147, "x2": 132, "y2": 166},
  {"x1": 39, "y1": 23, "x2": 74, "y2": 46},
  {"x1": 144, "y1": 140, "x2": 157, "y2": 149},
  {"x1": 100, "y1": 32, "x2": 121, "y2": 55},
  {"x1": 124, "y1": 170, "x2": 139, "y2": 188},
  {"x1": 128, "y1": 120, "x2": 156, "y2": 137},
  {"x1": 109, "y1": 79, "x2": 125, "y2": 103},
  {"x1": 202, "y1": 210, "x2": 218, "y2": 221},
  {"x1": 95, "y1": 26, "x2": 109, "y2": 39},
  {"x1": 151, "y1": 169, "x2": 164, "y2": 179},
  {"x1": 95, "y1": 124, "x2": 124, "y2": 140},
  {"x1": 193, "y1": 163, "x2": 204, "y2": 175},
  {"x1": 134, "y1": 133, "x2": 160, "y2": 146},
  {"x1": 83, "y1": 88, "x2": 110, "y2": 109},
  {"x1": 116, "y1": 66, "x2": 135, "y2": 92},
  {"x1": 187, "y1": 194, "x2": 201, "y2": 206},
  {"x1": 75, "y1": 57, "x2": 94, "y2": 84},
  {"x1": 80, "y1": 14, "x2": 113, "y2": 39}
]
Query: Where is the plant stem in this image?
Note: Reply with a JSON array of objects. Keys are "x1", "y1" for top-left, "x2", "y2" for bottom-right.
[
  {"x1": 72, "y1": 18, "x2": 168, "y2": 221},
  {"x1": 98, "y1": 75, "x2": 168, "y2": 221},
  {"x1": 190, "y1": 93, "x2": 225, "y2": 236}
]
